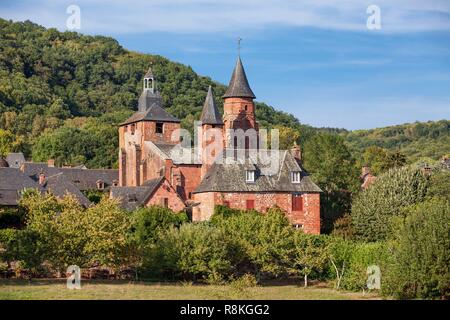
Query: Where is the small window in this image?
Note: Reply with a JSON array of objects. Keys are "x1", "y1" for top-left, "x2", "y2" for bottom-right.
[
  {"x1": 245, "y1": 170, "x2": 255, "y2": 183},
  {"x1": 291, "y1": 171, "x2": 301, "y2": 183},
  {"x1": 246, "y1": 199, "x2": 255, "y2": 210},
  {"x1": 156, "y1": 122, "x2": 163, "y2": 134},
  {"x1": 294, "y1": 224, "x2": 304, "y2": 229},
  {"x1": 112, "y1": 180, "x2": 119, "y2": 187},
  {"x1": 163, "y1": 198, "x2": 169, "y2": 208},
  {"x1": 124, "y1": 125, "x2": 127, "y2": 132},
  {"x1": 128, "y1": 194, "x2": 137, "y2": 202},
  {"x1": 244, "y1": 105, "x2": 248, "y2": 111},
  {"x1": 223, "y1": 201, "x2": 230, "y2": 208},
  {"x1": 96, "y1": 180, "x2": 105, "y2": 190},
  {"x1": 131, "y1": 124, "x2": 136, "y2": 135}
]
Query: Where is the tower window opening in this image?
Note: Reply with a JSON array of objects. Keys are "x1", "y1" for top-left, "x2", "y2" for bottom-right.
[{"x1": 156, "y1": 122, "x2": 164, "y2": 134}]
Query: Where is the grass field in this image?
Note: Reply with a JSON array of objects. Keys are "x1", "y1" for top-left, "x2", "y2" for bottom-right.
[{"x1": 0, "y1": 279, "x2": 382, "y2": 300}]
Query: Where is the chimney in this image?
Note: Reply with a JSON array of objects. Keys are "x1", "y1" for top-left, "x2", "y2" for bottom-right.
[
  {"x1": 47, "y1": 159, "x2": 55, "y2": 167},
  {"x1": 291, "y1": 142, "x2": 302, "y2": 163},
  {"x1": 39, "y1": 171, "x2": 45, "y2": 185},
  {"x1": 361, "y1": 165, "x2": 370, "y2": 176}
]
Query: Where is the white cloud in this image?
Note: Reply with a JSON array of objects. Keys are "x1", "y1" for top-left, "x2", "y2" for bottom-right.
[{"x1": 2, "y1": 0, "x2": 450, "y2": 34}]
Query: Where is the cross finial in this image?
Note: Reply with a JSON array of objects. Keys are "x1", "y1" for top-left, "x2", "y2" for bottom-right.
[{"x1": 237, "y1": 37, "x2": 242, "y2": 56}]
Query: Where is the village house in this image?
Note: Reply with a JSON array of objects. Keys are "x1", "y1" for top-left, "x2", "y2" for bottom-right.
[
  {"x1": 111, "y1": 55, "x2": 323, "y2": 233},
  {"x1": 0, "y1": 155, "x2": 118, "y2": 208}
]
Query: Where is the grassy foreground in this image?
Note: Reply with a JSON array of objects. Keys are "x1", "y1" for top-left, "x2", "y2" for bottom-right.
[{"x1": 0, "y1": 279, "x2": 382, "y2": 300}]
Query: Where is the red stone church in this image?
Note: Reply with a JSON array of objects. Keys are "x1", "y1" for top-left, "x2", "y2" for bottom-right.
[{"x1": 110, "y1": 56, "x2": 322, "y2": 234}]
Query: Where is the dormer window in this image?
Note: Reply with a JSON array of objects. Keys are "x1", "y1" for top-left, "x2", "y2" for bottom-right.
[
  {"x1": 291, "y1": 171, "x2": 301, "y2": 184},
  {"x1": 96, "y1": 180, "x2": 105, "y2": 190},
  {"x1": 245, "y1": 170, "x2": 255, "y2": 183},
  {"x1": 112, "y1": 179, "x2": 119, "y2": 187},
  {"x1": 156, "y1": 122, "x2": 163, "y2": 134}
]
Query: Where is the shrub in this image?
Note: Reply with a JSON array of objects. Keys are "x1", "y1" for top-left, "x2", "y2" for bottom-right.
[
  {"x1": 212, "y1": 207, "x2": 294, "y2": 281},
  {"x1": 144, "y1": 223, "x2": 234, "y2": 281},
  {"x1": 382, "y1": 197, "x2": 450, "y2": 299},
  {"x1": 131, "y1": 205, "x2": 187, "y2": 245},
  {"x1": 351, "y1": 166, "x2": 429, "y2": 242}
]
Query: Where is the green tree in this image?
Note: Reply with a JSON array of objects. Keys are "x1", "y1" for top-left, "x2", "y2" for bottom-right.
[
  {"x1": 291, "y1": 233, "x2": 329, "y2": 287},
  {"x1": 351, "y1": 166, "x2": 429, "y2": 242},
  {"x1": 303, "y1": 133, "x2": 359, "y2": 192},
  {"x1": 384, "y1": 198, "x2": 450, "y2": 299},
  {"x1": 0, "y1": 129, "x2": 14, "y2": 157}
]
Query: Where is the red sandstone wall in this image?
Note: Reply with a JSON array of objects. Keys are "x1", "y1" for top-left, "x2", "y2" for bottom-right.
[
  {"x1": 193, "y1": 191, "x2": 321, "y2": 234},
  {"x1": 145, "y1": 179, "x2": 185, "y2": 212}
]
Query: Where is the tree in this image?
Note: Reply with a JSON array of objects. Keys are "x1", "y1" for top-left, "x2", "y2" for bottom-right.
[
  {"x1": 384, "y1": 198, "x2": 450, "y2": 299},
  {"x1": 273, "y1": 125, "x2": 300, "y2": 150},
  {"x1": 83, "y1": 198, "x2": 131, "y2": 272},
  {"x1": 351, "y1": 166, "x2": 429, "y2": 242},
  {"x1": 211, "y1": 207, "x2": 294, "y2": 281},
  {"x1": 291, "y1": 233, "x2": 329, "y2": 287},
  {"x1": 303, "y1": 133, "x2": 359, "y2": 192},
  {"x1": 303, "y1": 133, "x2": 359, "y2": 234},
  {"x1": 131, "y1": 205, "x2": 187, "y2": 245},
  {"x1": 0, "y1": 129, "x2": 14, "y2": 157}
]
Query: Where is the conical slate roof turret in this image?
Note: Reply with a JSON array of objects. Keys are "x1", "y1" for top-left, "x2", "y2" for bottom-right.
[
  {"x1": 223, "y1": 56, "x2": 256, "y2": 99},
  {"x1": 200, "y1": 86, "x2": 223, "y2": 125}
]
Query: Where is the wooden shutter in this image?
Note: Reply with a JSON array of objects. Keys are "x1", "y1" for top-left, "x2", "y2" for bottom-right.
[
  {"x1": 246, "y1": 199, "x2": 255, "y2": 210},
  {"x1": 292, "y1": 194, "x2": 303, "y2": 211}
]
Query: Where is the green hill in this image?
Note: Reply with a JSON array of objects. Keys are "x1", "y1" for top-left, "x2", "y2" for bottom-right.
[
  {"x1": 341, "y1": 120, "x2": 450, "y2": 163},
  {"x1": 0, "y1": 18, "x2": 448, "y2": 168}
]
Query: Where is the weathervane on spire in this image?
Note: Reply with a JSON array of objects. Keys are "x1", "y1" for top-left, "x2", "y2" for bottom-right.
[{"x1": 237, "y1": 37, "x2": 242, "y2": 56}]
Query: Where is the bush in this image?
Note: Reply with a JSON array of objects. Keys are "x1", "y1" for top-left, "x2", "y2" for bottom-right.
[
  {"x1": 144, "y1": 223, "x2": 234, "y2": 281},
  {"x1": 327, "y1": 238, "x2": 386, "y2": 291},
  {"x1": 351, "y1": 166, "x2": 429, "y2": 242},
  {"x1": 382, "y1": 198, "x2": 450, "y2": 299},
  {"x1": 212, "y1": 207, "x2": 294, "y2": 281},
  {"x1": 131, "y1": 205, "x2": 187, "y2": 245}
]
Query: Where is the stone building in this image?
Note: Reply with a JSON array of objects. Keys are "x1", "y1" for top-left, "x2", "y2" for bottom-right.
[{"x1": 112, "y1": 56, "x2": 322, "y2": 233}]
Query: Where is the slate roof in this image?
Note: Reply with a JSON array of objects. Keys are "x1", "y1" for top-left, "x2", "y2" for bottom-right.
[
  {"x1": 194, "y1": 150, "x2": 322, "y2": 193},
  {"x1": 5, "y1": 153, "x2": 25, "y2": 168},
  {"x1": 121, "y1": 103, "x2": 180, "y2": 125},
  {"x1": 152, "y1": 142, "x2": 202, "y2": 165},
  {"x1": 200, "y1": 86, "x2": 223, "y2": 125},
  {"x1": 0, "y1": 168, "x2": 43, "y2": 206},
  {"x1": 223, "y1": 56, "x2": 256, "y2": 99},
  {"x1": 20, "y1": 163, "x2": 118, "y2": 191},
  {"x1": 110, "y1": 177, "x2": 164, "y2": 211},
  {"x1": 42, "y1": 173, "x2": 91, "y2": 207}
]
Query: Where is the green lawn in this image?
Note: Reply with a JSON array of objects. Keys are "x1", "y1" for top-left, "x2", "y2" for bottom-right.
[{"x1": 0, "y1": 279, "x2": 382, "y2": 300}]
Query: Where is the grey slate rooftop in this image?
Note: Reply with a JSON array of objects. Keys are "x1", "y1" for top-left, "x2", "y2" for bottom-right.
[
  {"x1": 122, "y1": 103, "x2": 181, "y2": 125},
  {"x1": 200, "y1": 86, "x2": 223, "y2": 125},
  {"x1": 223, "y1": 56, "x2": 256, "y2": 99},
  {"x1": 110, "y1": 177, "x2": 164, "y2": 211},
  {"x1": 5, "y1": 153, "x2": 26, "y2": 168},
  {"x1": 42, "y1": 173, "x2": 91, "y2": 207},
  {"x1": 20, "y1": 162, "x2": 118, "y2": 191},
  {"x1": 194, "y1": 150, "x2": 322, "y2": 193},
  {"x1": 0, "y1": 168, "x2": 43, "y2": 206}
]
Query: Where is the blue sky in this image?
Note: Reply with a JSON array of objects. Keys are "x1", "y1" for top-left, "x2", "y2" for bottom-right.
[{"x1": 1, "y1": 0, "x2": 450, "y2": 130}]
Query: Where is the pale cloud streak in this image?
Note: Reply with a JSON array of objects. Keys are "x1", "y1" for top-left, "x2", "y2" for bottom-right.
[{"x1": 2, "y1": 0, "x2": 450, "y2": 34}]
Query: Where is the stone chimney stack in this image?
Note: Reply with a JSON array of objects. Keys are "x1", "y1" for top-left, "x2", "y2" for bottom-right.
[
  {"x1": 47, "y1": 159, "x2": 55, "y2": 167},
  {"x1": 291, "y1": 142, "x2": 302, "y2": 164},
  {"x1": 39, "y1": 170, "x2": 45, "y2": 185}
]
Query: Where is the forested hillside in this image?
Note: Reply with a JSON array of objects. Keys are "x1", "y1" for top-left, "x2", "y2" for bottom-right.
[
  {"x1": 341, "y1": 120, "x2": 450, "y2": 163},
  {"x1": 0, "y1": 18, "x2": 448, "y2": 169}
]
